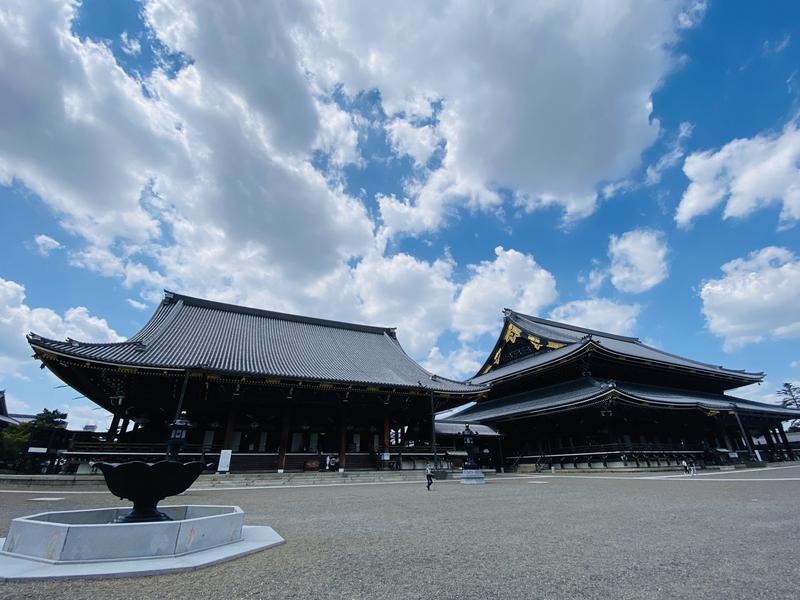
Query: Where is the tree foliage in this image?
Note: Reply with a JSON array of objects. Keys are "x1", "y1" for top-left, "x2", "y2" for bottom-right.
[
  {"x1": 0, "y1": 408, "x2": 67, "y2": 467},
  {"x1": 777, "y1": 383, "x2": 800, "y2": 431},
  {"x1": 30, "y1": 408, "x2": 67, "y2": 429}
]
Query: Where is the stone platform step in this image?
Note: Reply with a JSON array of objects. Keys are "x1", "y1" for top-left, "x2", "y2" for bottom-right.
[
  {"x1": 193, "y1": 471, "x2": 429, "y2": 488},
  {"x1": 516, "y1": 462, "x2": 767, "y2": 474},
  {"x1": 0, "y1": 474, "x2": 107, "y2": 487},
  {"x1": 0, "y1": 470, "x2": 435, "y2": 489}
]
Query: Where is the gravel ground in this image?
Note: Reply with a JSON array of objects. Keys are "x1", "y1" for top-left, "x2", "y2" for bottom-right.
[{"x1": 1, "y1": 467, "x2": 799, "y2": 600}]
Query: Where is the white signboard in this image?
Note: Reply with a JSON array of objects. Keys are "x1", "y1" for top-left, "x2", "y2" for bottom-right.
[{"x1": 217, "y1": 449, "x2": 233, "y2": 474}]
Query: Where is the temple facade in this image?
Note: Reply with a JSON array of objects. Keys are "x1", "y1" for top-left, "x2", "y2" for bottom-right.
[
  {"x1": 27, "y1": 292, "x2": 485, "y2": 472},
  {"x1": 26, "y1": 294, "x2": 800, "y2": 472},
  {"x1": 444, "y1": 310, "x2": 798, "y2": 469}
]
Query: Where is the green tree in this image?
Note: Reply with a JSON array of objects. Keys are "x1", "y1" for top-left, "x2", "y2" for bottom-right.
[
  {"x1": 777, "y1": 383, "x2": 800, "y2": 431},
  {"x1": 30, "y1": 408, "x2": 67, "y2": 429},
  {"x1": 0, "y1": 408, "x2": 67, "y2": 467},
  {"x1": 0, "y1": 424, "x2": 31, "y2": 466}
]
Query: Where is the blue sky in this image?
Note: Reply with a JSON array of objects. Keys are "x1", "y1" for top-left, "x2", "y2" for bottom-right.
[{"x1": 1, "y1": 0, "x2": 798, "y2": 429}]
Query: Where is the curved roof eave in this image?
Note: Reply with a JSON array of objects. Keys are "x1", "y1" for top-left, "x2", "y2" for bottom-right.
[
  {"x1": 470, "y1": 337, "x2": 763, "y2": 386},
  {"x1": 456, "y1": 378, "x2": 798, "y2": 423},
  {"x1": 587, "y1": 343, "x2": 763, "y2": 383}
]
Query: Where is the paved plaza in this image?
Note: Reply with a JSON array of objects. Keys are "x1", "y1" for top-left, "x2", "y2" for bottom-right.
[{"x1": 1, "y1": 466, "x2": 799, "y2": 599}]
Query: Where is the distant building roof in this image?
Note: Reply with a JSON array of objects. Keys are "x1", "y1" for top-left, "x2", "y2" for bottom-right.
[
  {"x1": 0, "y1": 390, "x2": 20, "y2": 426},
  {"x1": 28, "y1": 291, "x2": 485, "y2": 395},
  {"x1": 470, "y1": 310, "x2": 764, "y2": 386},
  {"x1": 8, "y1": 414, "x2": 36, "y2": 423},
  {"x1": 454, "y1": 378, "x2": 800, "y2": 423}
]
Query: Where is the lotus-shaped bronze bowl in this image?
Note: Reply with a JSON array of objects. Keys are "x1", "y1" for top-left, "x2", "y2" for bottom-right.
[{"x1": 96, "y1": 460, "x2": 208, "y2": 523}]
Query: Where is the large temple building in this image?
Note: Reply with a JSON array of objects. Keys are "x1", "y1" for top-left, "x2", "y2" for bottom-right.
[
  {"x1": 444, "y1": 310, "x2": 798, "y2": 468},
  {"x1": 26, "y1": 293, "x2": 800, "y2": 472},
  {"x1": 28, "y1": 292, "x2": 485, "y2": 472}
]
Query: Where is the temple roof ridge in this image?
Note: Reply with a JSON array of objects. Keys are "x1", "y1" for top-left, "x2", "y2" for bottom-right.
[
  {"x1": 164, "y1": 291, "x2": 397, "y2": 336},
  {"x1": 504, "y1": 308, "x2": 640, "y2": 343}
]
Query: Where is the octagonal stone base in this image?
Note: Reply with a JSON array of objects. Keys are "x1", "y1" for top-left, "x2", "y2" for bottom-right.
[{"x1": 0, "y1": 505, "x2": 284, "y2": 580}]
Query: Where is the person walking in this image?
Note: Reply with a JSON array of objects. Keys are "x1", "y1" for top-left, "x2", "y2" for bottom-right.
[{"x1": 425, "y1": 463, "x2": 434, "y2": 491}]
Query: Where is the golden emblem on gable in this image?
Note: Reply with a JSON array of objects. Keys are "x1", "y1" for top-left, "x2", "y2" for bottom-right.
[{"x1": 503, "y1": 323, "x2": 522, "y2": 343}]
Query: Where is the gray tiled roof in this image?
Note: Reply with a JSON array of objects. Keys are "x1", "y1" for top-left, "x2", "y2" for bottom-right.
[
  {"x1": 28, "y1": 292, "x2": 485, "y2": 395},
  {"x1": 455, "y1": 378, "x2": 800, "y2": 422},
  {"x1": 470, "y1": 310, "x2": 763, "y2": 385}
]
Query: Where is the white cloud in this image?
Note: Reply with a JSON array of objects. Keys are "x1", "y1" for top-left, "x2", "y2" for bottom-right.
[
  {"x1": 303, "y1": 1, "x2": 688, "y2": 232},
  {"x1": 700, "y1": 247, "x2": 800, "y2": 350},
  {"x1": 677, "y1": 1, "x2": 707, "y2": 29},
  {"x1": 549, "y1": 299, "x2": 640, "y2": 335},
  {"x1": 423, "y1": 345, "x2": 484, "y2": 381},
  {"x1": 0, "y1": 1, "x2": 178, "y2": 247},
  {"x1": 453, "y1": 247, "x2": 558, "y2": 341},
  {"x1": 60, "y1": 402, "x2": 112, "y2": 432},
  {"x1": 582, "y1": 229, "x2": 669, "y2": 295},
  {"x1": 146, "y1": 0, "x2": 320, "y2": 156},
  {"x1": 583, "y1": 266, "x2": 608, "y2": 296},
  {"x1": 0, "y1": 277, "x2": 123, "y2": 380},
  {"x1": 0, "y1": 0, "x2": 375, "y2": 315},
  {"x1": 378, "y1": 169, "x2": 502, "y2": 240},
  {"x1": 33, "y1": 234, "x2": 62, "y2": 256},
  {"x1": 352, "y1": 252, "x2": 456, "y2": 356},
  {"x1": 126, "y1": 298, "x2": 147, "y2": 310},
  {"x1": 677, "y1": 120, "x2": 800, "y2": 229},
  {"x1": 733, "y1": 381, "x2": 782, "y2": 406},
  {"x1": 608, "y1": 229, "x2": 669, "y2": 293},
  {"x1": 4, "y1": 391, "x2": 31, "y2": 414},
  {"x1": 762, "y1": 33, "x2": 791, "y2": 56},
  {"x1": 645, "y1": 121, "x2": 693, "y2": 186},
  {"x1": 386, "y1": 119, "x2": 439, "y2": 167},
  {"x1": 314, "y1": 100, "x2": 362, "y2": 167},
  {"x1": 120, "y1": 31, "x2": 141, "y2": 56}
]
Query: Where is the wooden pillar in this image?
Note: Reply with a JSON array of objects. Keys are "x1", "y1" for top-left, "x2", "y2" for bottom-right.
[
  {"x1": 383, "y1": 405, "x2": 390, "y2": 451},
  {"x1": 277, "y1": 403, "x2": 291, "y2": 473},
  {"x1": 773, "y1": 427, "x2": 787, "y2": 460},
  {"x1": 497, "y1": 435, "x2": 504, "y2": 473},
  {"x1": 108, "y1": 414, "x2": 120, "y2": 436},
  {"x1": 720, "y1": 423, "x2": 734, "y2": 451},
  {"x1": 339, "y1": 401, "x2": 348, "y2": 471},
  {"x1": 777, "y1": 426, "x2": 796, "y2": 460},
  {"x1": 763, "y1": 428, "x2": 777, "y2": 459},
  {"x1": 223, "y1": 402, "x2": 239, "y2": 449},
  {"x1": 731, "y1": 409, "x2": 754, "y2": 459}
]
